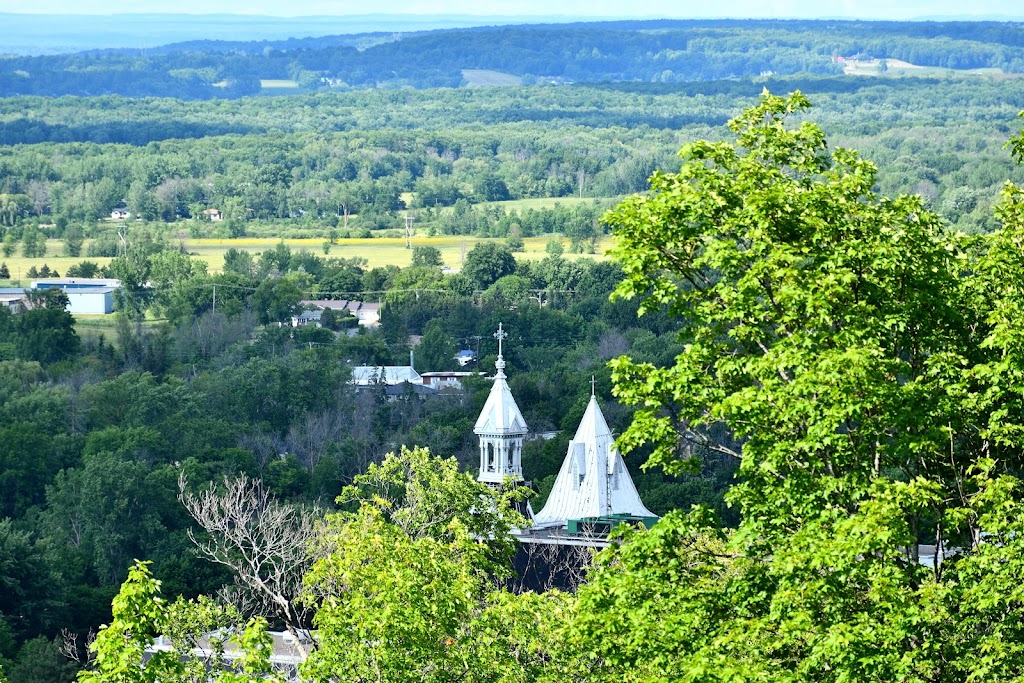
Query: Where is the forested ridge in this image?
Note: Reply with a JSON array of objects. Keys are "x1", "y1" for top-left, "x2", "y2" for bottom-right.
[
  {"x1": 4, "y1": 19, "x2": 1024, "y2": 97},
  {"x1": 1, "y1": 77, "x2": 1023, "y2": 246}
]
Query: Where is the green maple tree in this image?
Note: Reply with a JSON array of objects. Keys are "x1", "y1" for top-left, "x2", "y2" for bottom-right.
[{"x1": 568, "y1": 93, "x2": 1024, "y2": 681}]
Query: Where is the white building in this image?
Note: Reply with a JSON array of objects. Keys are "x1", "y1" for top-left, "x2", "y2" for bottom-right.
[
  {"x1": 420, "y1": 371, "x2": 480, "y2": 391},
  {"x1": 31, "y1": 278, "x2": 120, "y2": 315},
  {"x1": 0, "y1": 290, "x2": 28, "y2": 314},
  {"x1": 146, "y1": 630, "x2": 310, "y2": 681},
  {"x1": 291, "y1": 308, "x2": 323, "y2": 327}
]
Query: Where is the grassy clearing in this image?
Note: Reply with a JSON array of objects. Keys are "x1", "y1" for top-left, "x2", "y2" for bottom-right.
[
  {"x1": 479, "y1": 196, "x2": 615, "y2": 212},
  {"x1": 74, "y1": 315, "x2": 164, "y2": 349},
  {"x1": 260, "y1": 79, "x2": 300, "y2": 88},
  {"x1": 461, "y1": 69, "x2": 522, "y2": 87},
  {"x1": 73, "y1": 315, "x2": 121, "y2": 348},
  {"x1": 187, "y1": 235, "x2": 612, "y2": 272},
  {"x1": 843, "y1": 59, "x2": 1008, "y2": 77},
  {"x1": 73, "y1": 315, "x2": 117, "y2": 347}
]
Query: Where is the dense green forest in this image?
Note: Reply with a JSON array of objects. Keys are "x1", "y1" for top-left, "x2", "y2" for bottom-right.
[
  {"x1": 4, "y1": 19, "x2": 1024, "y2": 97},
  {"x1": 1, "y1": 77, "x2": 1023, "y2": 246}
]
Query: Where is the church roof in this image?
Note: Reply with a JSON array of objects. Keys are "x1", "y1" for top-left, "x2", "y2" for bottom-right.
[
  {"x1": 474, "y1": 323, "x2": 528, "y2": 436},
  {"x1": 473, "y1": 373, "x2": 528, "y2": 435},
  {"x1": 533, "y1": 395, "x2": 655, "y2": 527}
]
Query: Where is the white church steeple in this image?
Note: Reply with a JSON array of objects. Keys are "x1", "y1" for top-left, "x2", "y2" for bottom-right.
[
  {"x1": 475, "y1": 323, "x2": 528, "y2": 485},
  {"x1": 533, "y1": 390, "x2": 655, "y2": 527}
]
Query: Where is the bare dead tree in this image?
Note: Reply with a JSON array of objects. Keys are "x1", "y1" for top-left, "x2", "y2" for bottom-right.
[
  {"x1": 286, "y1": 410, "x2": 344, "y2": 473},
  {"x1": 178, "y1": 474, "x2": 321, "y2": 638},
  {"x1": 59, "y1": 628, "x2": 95, "y2": 665},
  {"x1": 515, "y1": 536, "x2": 596, "y2": 594},
  {"x1": 238, "y1": 431, "x2": 286, "y2": 472}
]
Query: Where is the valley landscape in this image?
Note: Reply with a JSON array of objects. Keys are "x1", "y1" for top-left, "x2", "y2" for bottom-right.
[{"x1": 3, "y1": 5, "x2": 1024, "y2": 682}]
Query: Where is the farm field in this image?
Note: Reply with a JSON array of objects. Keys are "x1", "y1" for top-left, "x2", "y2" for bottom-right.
[
  {"x1": 842, "y1": 58, "x2": 1010, "y2": 77},
  {"x1": 401, "y1": 195, "x2": 616, "y2": 216},
  {"x1": 186, "y1": 234, "x2": 612, "y2": 272},
  {"x1": 0, "y1": 234, "x2": 611, "y2": 285}
]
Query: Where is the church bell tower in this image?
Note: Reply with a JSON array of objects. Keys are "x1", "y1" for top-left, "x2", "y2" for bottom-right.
[{"x1": 474, "y1": 323, "x2": 528, "y2": 486}]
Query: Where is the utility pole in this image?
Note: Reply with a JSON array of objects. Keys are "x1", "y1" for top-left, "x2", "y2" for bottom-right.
[
  {"x1": 117, "y1": 226, "x2": 128, "y2": 257},
  {"x1": 404, "y1": 214, "x2": 414, "y2": 249},
  {"x1": 212, "y1": 283, "x2": 216, "y2": 313}
]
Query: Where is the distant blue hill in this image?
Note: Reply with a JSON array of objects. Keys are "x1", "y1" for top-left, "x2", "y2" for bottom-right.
[
  {"x1": 0, "y1": 13, "x2": 591, "y2": 55},
  {"x1": 3, "y1": 17, "x2": 1024, "y2": 98}
]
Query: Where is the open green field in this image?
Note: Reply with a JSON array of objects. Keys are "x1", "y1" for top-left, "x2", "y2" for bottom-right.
[
  {"x1": 187, "y1": 235, "x2": 611, "y2": 272},
  {"x1": 0, "y1": 240, "x2": 113, "y2": 286},
  {"x1": 478, "y1": 196, "x2": 616, "y2": 211},
  {"x1": 461, "y1": 69, "x2": 522, "y2": 87}
]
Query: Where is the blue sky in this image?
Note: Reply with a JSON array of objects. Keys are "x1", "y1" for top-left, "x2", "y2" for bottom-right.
[{"x1": 1, "y1": 0, "x2": 1021, "y2": 19}]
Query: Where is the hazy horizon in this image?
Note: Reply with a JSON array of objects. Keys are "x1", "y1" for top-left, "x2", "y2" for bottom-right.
[{"x1": 1, "y1": 0, "x2": 1022, "y2": 20}]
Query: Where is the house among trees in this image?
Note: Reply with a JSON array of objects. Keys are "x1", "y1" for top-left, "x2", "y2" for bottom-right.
[
  {"x1": 201, "y1": 208, "x2": 223, "y2": 221},
  {"x1": 110, "y1": 207, "x2": 130, "y2": 220},
  {"x1": 455, "y1": 349, "x2": 476, "y2": 366},
  {"x1": 290, "y1": 308, "x2": 322, "y2": 327},
  {"x1": 420, "y1": 371, "x2": 479, "y2": 391},
  {"x1": 299, "y1": 299, "x2": 381, "y2": 327},
  {"x1": 0, "y1": 289, "x2": 28, "y2": 313}
]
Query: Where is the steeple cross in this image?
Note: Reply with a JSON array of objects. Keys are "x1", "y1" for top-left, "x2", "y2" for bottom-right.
[
  {"x1": 591, "y1": 375, "x2": 596, "y2": 397},
  {"x1": 494, "y1": 323, "x2": 507, "y2": 358}
]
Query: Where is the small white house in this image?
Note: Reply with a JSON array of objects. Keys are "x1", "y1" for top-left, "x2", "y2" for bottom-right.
[
  {"x1": 420, "y1": 371, "x2": 480, "y2": 391},
  {"x1": 0, "y1": 290, "x2": 28, "y2": 314},
  {"x1": 291, "y1": 308, "x2": 323, "y2": 327}
]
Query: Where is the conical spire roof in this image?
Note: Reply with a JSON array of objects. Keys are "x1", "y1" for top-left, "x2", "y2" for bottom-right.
[
  {"x1": 474, "y1": 323, "x2": 528, "y2": 436},
  {"x1": 533, "y1": 394, "x2": 655, "y2": 526},
  {"x1": 473, "y1": 375, "x2": 528, "y2": 434}
]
